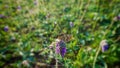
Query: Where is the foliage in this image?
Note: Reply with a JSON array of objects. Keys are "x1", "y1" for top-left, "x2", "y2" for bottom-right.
[{"x1": 0, "y1": 0, "x2": 120, "y2": 68}]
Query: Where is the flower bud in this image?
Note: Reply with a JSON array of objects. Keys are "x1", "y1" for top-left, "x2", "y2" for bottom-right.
[
  {"x1": 69, "y1": 22, "x2": 74, "y2": 28},
  {"x1": 100, "y1": 40, "x2": 109, "y2": 52},
  {"x1": 4, "y1": 26, "x2": 9, "y2": 32}
]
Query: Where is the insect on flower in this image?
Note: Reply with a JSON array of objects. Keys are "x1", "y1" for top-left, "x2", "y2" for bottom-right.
[{"x1": 100, "y1": 40, "x2": 109, "y2": 52}]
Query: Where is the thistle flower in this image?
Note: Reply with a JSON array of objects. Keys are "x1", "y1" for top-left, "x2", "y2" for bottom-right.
[
  {"x1": 4, "y1": 26, "x2": 9, "y2": 32},
  {"x1": 55, "y1": 40, "x2": 66, "y2": 57},
  {"x1": 100, "y1": 40, "x2": 109, "y2": 52}
]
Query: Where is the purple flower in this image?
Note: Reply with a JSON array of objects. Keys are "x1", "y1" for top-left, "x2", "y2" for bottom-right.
[
  {"x1": 69, "y1": 22, "x2": 74, "y2": 28},
  {"x1": 60, "y1": 47, "x2": 66, "y2": 57},
  {"x1": 56, "y1": 43, "x2": 60, "y2": 54},
  {"x1": 113, "y1": 15, "x2": 120, "y2": 21},
  {"x1": 100, "y1": 40, "x2": 109, "y2": 52},
  {"x1": 4, "y1": 26, "x2": 9, "y2": 32},
  {"x1": 101, "y1": 44, "x2": 109, "y2": 52},
  {"x1": 0, "y1": 14, "x2": 6, "y2": 18},
  {"x1": 17, "y1": 6, "x2": 21, "y2": 10},
  {"x1": 117, "y1": 15, "x2": 120, "y2": 20},
  {"x1": 34, "y1": 0, "x2": 38, "y2": 5},
  {"x1": 55, "y1": 40, "x2": 66, "y2": 57}
]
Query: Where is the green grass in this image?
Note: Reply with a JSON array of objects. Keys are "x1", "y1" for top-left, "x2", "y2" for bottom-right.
[{"x1": 0, "y1": 0, "x2": 120, "y2": 68}]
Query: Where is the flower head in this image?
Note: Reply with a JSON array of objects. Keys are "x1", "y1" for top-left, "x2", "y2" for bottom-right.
[
  {"x1": 56, "y1": 43, "x2": 60, "y2": 54},
  {"x1": 34, "y1": 0, "x2": 38, "y2": 5},
  {"x1": 60, "y1": 47, "x2": 66, "y2": 57},
  {"x1": 55, "y1": 40, "x2": 66, "y2": 57},
  {"x1": 100, "y1": 40, "x2": 109, "y2": 52},
  {"x1": 117, "y1": 15, "x2": 120, "y2": 20},
  {"x1": 69, "y1": 22, "x2": 74, "y2": 28},
  {"x1": 4, "y1": 26, "x2": 9, "y2": 32},
  {"x1": 17, "y1": 6, "x2": 21, "y2": 11},
  {"x1": 0, "y1": 14, "x2": 6, "y2": 18},
  {"x1": 113, "y1": 15, "x2": 120, "y2": 21}
]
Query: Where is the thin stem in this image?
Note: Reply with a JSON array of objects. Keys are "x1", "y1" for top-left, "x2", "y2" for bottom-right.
[
  {"x1": 93, "y1": 15, "x2": 116, "y2": 68},
  {"x1": 92, "y1": 21, "x2": 114, "y2": 68},
  {"x1": 55, "y1": 42, "x2": 58, "y2": 68},
  {"x1": 80, "y1": 0, "x2": 90, "y2": 22},
  {"x1": 56, "y1": 58, "x2": 58, "y2": 68},
  {"x1": 92, "y1": 45, "x2": 101, "y2": 68},
  {"x1": 92, "y1": 0, "x2": 100, "y2": 32},
  {"x1": 114, "y1": 36, "x2": 120, "y2": 43},
  {"x1": 104, "y1": 62, "x2": 108, "y2": 68},
  {"x1": 92, "y1": 1, "x2": 118, "y2": 66}
]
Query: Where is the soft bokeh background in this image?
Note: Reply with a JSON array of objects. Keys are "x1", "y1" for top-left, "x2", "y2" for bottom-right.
[{"x1": 0, "y1": 0, "x2": 120, "y2": 68}]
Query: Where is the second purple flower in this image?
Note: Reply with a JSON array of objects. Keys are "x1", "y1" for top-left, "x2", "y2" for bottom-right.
[{"x1": 100, "y1": 40, "x2": 109, "y2": 52}]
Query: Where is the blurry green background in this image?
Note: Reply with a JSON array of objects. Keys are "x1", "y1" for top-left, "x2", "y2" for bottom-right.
[{"x1": 0, "y1": 0, "x2": 120, "y2": 68}]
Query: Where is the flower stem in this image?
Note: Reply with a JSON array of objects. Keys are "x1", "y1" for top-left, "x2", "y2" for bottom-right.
[
  {"x1": 56, "y1": 58, "x2": 58, "y2": 68},
  {"x1": 92, "y1": 45, "x2": 101, "y2": 68}
]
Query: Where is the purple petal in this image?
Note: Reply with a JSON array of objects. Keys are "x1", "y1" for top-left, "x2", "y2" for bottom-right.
[
  {"x1": 4, "y1": 26, "x2": 9, "y2": 32},
  {"x1": 0, "y1": 14, "x2": 6, "y2": 18},
  {"x1": 117, "y1": 15, "x2": 120, "y2": 20},
  {"x1": 34, "y1": 0, "x2": 38, "y2": 5},
  {"x1": 55, "y1": 40, "x2": 66, "y2": 57},
  {"x1": 102, "y1": 44, "x2": 109, "y2": 52},
  {"x1": 70, "y1": 22, "x2": 74, "y2": 28},
  {"x1": 55, "y1": 43, "x2": 60, "y2": 54},
  {"x1": 17, "y1": 6, "x2": 21, "y2": 10},
  {"x1": 61, "y1": 47, "x2": 66, "y2": 57}
]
